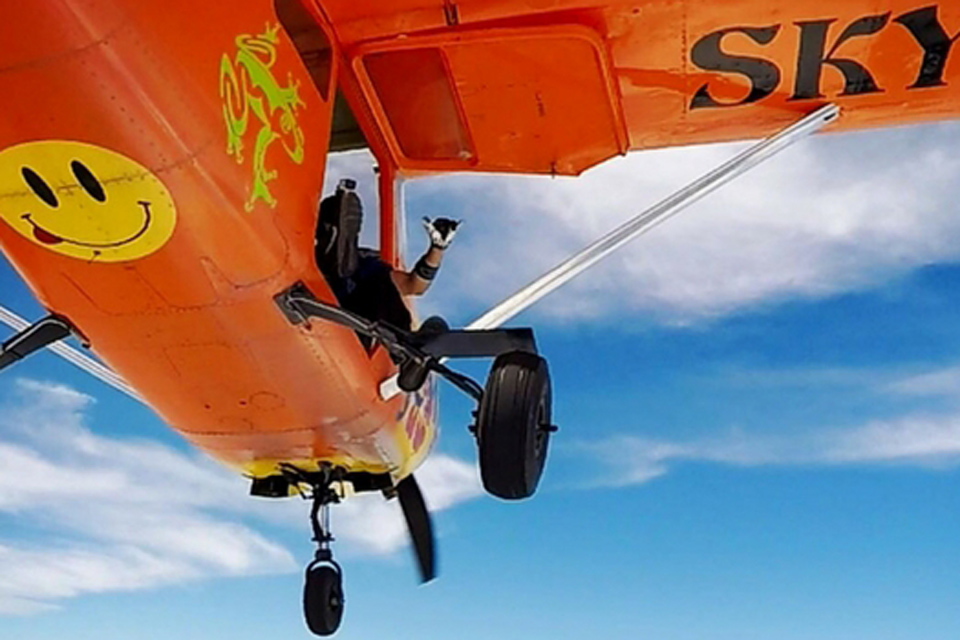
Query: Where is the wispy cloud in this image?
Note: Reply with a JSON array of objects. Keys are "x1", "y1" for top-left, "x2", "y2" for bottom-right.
[
  {"x1": 571, "y1": 358, "x2": 960, "y2": 486},
  {"x1": 0, "y1": 379, "x2": 480, "y2": 614},
  {"x1": 825, "y1": 415, "x2": 960, "y2": 464},
  {"x1": 0, "y1": 380, "x2": 292, "y2": 614},
  {"x1": 886, "y1": 365, "x2": 960, "y2": 398},
  {"x1": 582, "y1": 413, "x2": 960, "y2": 488},
  {"x1": 336, "y1": 455, "x2": 482, "y2": 555}
]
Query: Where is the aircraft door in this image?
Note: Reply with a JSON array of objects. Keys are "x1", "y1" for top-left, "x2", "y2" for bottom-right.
[{"x1": 352, "y1": 24, "x2": 630, "y2": 176}]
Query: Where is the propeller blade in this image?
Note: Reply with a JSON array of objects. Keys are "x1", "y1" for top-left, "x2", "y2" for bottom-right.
[{"x1": 396, "y1": 474, "x2": 436, "y2": 583}]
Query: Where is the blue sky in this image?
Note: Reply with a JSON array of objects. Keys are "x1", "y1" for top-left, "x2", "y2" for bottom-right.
[{"x1": 3, "y1": 120, "x2": 960, "y2": 639}]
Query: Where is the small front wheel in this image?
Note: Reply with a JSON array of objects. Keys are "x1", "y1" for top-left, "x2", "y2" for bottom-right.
[
  {"x1": 304, "y1": 563, "x2": 344, "y2": 636},
  {"x1": 476, "y1": 351, "x2": 553, "y2": 500}
]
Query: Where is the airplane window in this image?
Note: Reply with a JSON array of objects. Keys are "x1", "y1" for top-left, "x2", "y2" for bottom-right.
[
  {"x1": 364, "y1": 47, "x2": 474, "y2": 161},
  {"x1": 275, "y1": 0, "x2": 333, "y2": 102}
]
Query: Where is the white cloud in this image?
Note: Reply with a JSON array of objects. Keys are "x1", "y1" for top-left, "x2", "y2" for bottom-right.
[
  {"x1": 583, "y1": 413, "x2": 960, "y2": 488},
  {"x1": 575, "y1": 358, "x2": 960, "y2": 486},
  {"x1": 399, "y1": 122, "x2": 960, "y2": 325},
  {"x1": 825, "y1": 416, "x2": 960, "y2": 464},
  {"x1": 886, "y1": 365, "x2": 960, "y2": 398},
  {"x1": 418, "y1": 452, "x2": 483, "y2": 510},
  {"x1": 327, "y1": 454, "x2": 482, "y2": 556},
  {"x1": 0, "y1": 379, "x2": 480, "y2": 614},
  {"x1": 0, "y1": 380, "x2": 293, "y2": 614}
]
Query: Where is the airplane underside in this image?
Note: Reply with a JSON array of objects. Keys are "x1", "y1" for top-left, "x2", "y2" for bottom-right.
[{"x1": 2, "y1": 0, "x2": 957, "y2": 634}]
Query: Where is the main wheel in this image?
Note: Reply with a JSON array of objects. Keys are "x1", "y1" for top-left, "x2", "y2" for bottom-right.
[
  {"x1": 303, "y1": 563, "x2": 344, "y2": 636},
  {"x1": 476, "y1": 351, "x2": 552, "y2": 500}
]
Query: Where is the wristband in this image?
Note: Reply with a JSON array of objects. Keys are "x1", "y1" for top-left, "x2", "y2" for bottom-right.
[{"x1": 413, "y1": 256, "x2": 439, "y2": 281}]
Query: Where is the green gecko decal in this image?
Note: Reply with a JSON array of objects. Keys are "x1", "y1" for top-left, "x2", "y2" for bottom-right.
[{"x1": 220, "y1": 23, "x2": 306, "y2": 211}]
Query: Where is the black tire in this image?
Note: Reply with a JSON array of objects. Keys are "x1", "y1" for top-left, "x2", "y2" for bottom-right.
[
  {"x1": 477, "y1": 351, "x2": 552, "y2": 500},
  {"x1": 417, "y1": 315, "x2": 449, "y2": 336},
  {"x1": 303, "y1": 564, "x2": 344, "y2": 636}
]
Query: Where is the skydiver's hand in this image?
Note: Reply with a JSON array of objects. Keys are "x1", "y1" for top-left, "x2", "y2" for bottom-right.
[{"x1": 422, "y1": 217, "x2": 460, "y2": 250}]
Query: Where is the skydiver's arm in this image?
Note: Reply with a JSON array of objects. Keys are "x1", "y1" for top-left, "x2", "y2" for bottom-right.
[
  {"x1": 391, "y1": 218, "x2": 460, "y2": 297},
  {"x1": 392, "y1": 245, "x2": 444, "y2": 296}
]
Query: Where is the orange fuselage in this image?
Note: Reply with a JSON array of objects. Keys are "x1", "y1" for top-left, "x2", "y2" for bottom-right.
[{"x1": 0, "y1": 0, "x2": 957, "y2": 479}]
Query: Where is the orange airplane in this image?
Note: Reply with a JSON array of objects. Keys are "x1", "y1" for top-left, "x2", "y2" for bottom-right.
[{"x1": 0, "y1": 0, "x2": 958, "y2": 635}]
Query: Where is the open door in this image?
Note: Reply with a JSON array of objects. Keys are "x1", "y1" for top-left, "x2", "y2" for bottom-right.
[{"x1": 353, "y1": 25, "x2": 629, "y2": 176}]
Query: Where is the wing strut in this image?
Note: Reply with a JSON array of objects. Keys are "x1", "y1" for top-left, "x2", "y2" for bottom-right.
[
  {"x1": 467, "y1": 104, "x2": 840, "y2": 330},
  {"x1": 380, "y1": 103, "x2": 839, "y2": 399},
  {"x1": 0, "y1": 304, "x2": 141, "y2": 401}
]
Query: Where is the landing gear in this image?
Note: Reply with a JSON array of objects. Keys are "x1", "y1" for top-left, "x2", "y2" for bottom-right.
[
  {"x1": 475, "y1": 351, "x2": 555, "y2": 500},
  {"x1": 303, "y1": 482, "x2": 344, "y2": 636},
  {"x1": 304, "y1": 564, "x2": 344, "y2": 636},
  {"x1": 274, "y1": 288, "x2": 559, "y2": 502},
  {"x1": 261, "y1": 464, "x2": 434, "y2": 637}
]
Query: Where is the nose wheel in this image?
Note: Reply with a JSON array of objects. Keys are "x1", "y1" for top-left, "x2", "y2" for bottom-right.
[
  {"x1": 303, "y1": 483, "x2": 344, "y2": 636},
  {"x1": 304, "y1": 562, "x2": 344, "y2": 636}
]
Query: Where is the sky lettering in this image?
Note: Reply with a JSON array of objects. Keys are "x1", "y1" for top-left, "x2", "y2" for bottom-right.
[{"x1": 691, "y1": 4, "x2": 958, "y2": 109}]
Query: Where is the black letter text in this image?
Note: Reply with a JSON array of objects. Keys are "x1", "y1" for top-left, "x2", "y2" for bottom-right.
[
  {"x1": 690, "y1": 26, "x2": 781, "y2": 109},
  {"x1": 792, "y1": 14, "x2": 891, "y2": 100},
  {"x1": 896, "y1": 6, "x2": 960, "y2": 88}
]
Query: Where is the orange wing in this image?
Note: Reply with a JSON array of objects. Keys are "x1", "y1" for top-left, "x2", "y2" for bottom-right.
[{"x1": 333, "y1": 0, "x2": 960, "y2": 175}]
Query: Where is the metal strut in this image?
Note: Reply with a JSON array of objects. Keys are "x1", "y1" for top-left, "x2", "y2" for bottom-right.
[
  {"x1": 0, "y1": 305, "x2": 141, "y2": 401},
  {"x1": 274, "y1": 285, "x2": 535, "y2": 401},
  {"x1": 465, "y1": 104, "x2": 841, "y2": 331},
  {"x1": 310, "y1": 489, "x2": 337, "y2": 563},
  {"x1": 0, "y1": 315, "x2": 73, "y2": 371},
  {"x1": 379, "y1": 103, "x2": 840, "y2": 400},
  {"x1": 297, "y1": 465, "x2": 341, "y2": 566}
]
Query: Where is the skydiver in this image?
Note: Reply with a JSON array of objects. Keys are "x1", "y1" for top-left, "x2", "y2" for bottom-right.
[{"x1": 315, "y1": 179, "x2": 459, "y2": 332}]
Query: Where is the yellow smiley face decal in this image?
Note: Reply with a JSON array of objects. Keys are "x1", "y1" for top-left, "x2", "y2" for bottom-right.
[{"x1": 0, "y1": 140, "x2": 176, "y2": 262}]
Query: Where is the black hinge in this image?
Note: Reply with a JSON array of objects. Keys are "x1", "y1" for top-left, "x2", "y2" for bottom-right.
[{"x1": 443, "y1": 0, "x2": 459, "y2": 26}]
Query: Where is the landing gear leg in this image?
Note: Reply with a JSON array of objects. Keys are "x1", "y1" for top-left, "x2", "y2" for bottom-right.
[{"x1": 303, "y1": 484, "x2": 344, "y2": 636}]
